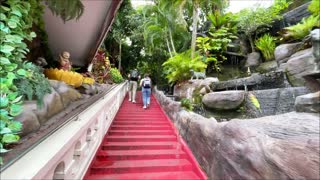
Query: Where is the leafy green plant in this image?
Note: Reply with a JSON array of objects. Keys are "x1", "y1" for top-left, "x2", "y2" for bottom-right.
[
  {"x1": 44, "y1": 0, "x2": 84, "y2": 22},
  {"x1": 255, "y1": 34, "x2": 277, "y2": 61},
  {"x1": 0, "y1": 0, "x2": 51, "y2": 164},
  {"x1": 110, "y1": 68, "x2": 124, "y2": 84},
  {"x1": 236, "y1": 0, "x2": 290, "y2": 52},
  {"x1": 16, "y1": 62, "x2": 52, "y2": 106},
  {"x1": 308, "y1": 0, "x2": 320, "y2": 16},
  {"x1": 196, "y1": 28, "x2": 236, "y2": 71},
  {"x1": 281, "y1": 15, "x2": 320, "y2": 41},
  {"x1": 162, "y1": 50, "x2": 207, "y2": 83},
  {"x1": 180, "y1": 98, "x2": 193, "y2": 111}
]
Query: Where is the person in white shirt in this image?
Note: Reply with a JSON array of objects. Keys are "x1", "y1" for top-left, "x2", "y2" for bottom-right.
[{"x1": 140, "y1": 74, "x2": 152, "y2": 109}]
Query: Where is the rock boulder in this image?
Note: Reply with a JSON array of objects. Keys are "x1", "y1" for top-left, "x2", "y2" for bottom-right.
[
  {"x1": 285, "y1": 48, "x2": 316, "y2": 86},
  {"x1": 275, "y1": 43, "x2": 302, "y2": 63},
  {"x1": 245, "y1": 52, "x2": 261, "y2": 67},
  {"x1": 202, "y1": 91, "x2": 245, "y2": 110},
  {"x1": 295, "y1": 91, "x2": 320, "y2": 113}
]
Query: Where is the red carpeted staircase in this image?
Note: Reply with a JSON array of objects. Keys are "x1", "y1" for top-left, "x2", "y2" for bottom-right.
[{"x1": 84, "y1": 92, "x2": 206, "y2": 180}]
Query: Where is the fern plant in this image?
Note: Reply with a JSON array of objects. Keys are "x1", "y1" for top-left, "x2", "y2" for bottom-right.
[
  {"x1": 255, "y1": 34, "x2": 277, "y2": 61},
  {"x1": 162, "y1": 50, "x2": 207, "y2": 84},
  {"x1": 308, "y1": 0, "x2": 320, "y2": 16},
  {"x1": 281, "y1": 15, "x2": 320, "y2": 41},
  {"x1": 44, "y1": 0, "x2": 84, "y2": 22}
]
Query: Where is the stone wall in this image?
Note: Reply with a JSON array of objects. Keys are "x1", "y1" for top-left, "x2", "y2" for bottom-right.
[
  {"x1": 247, "y1": 87, "x2": 310, "y2": 117},
  {"x1": 154, "y1": 87, "x2": 320, "y2": 180}
]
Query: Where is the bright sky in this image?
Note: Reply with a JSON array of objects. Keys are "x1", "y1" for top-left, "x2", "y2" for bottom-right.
[
  {"x1": 131, "y1": 0, "x2": 154, "y2": 9},
  {"x1": 227, "y1": 0, "x2": 274, "y2": 13},
  {"x1": 131, "y1": 0, "x2": 274, "y2": 12}
]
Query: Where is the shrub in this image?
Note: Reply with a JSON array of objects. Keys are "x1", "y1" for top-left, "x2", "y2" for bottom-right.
[
  {"x1": 110, "y1": 68, "x2": 124, "y2": 84},
  {"x1": 236, "y1": 0, "x2": 290, "y2": 52},
  {"x1": 281, "y1": 15, "x2": 320, "y2": 41},
  {"x1": 162, "y1": 50, "x2": 207, "y2": 84},
  {"x1": 255, "y1": 34, "x2": 277, "y2": 61},
  {"x1": 0, "y1": 0, "x2": 52, "y2": 164},
  {"x1": 180, "y1": 98, "x2": 193, "y2": 111},
  {"x1": 308, "y1": 0, "x2": 320, "y2": 16}
]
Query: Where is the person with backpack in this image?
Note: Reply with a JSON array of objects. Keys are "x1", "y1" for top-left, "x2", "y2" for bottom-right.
[
  {"x1": 140, "y1": 74, "x2": 152, "y2": 109},
  {"x1": 128, "y1": 68, "x2": 140, "y2": 103}
]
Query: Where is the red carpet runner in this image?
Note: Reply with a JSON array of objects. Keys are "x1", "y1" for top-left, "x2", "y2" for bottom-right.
[{"x1": 84, "y1": 92, "x2": 207, "y2": 179}]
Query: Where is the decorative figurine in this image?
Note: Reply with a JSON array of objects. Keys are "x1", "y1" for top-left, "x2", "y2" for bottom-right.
[
  {"x1": 59, "y1": 51, "x2": 72, "y2": 71},
  {"x1": 190, "y1": 69, "x2": 206, "y2": 80}
]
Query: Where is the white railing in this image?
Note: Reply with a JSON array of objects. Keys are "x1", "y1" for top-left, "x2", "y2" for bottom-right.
[{"x1": 1, "y1": 82, "x2": 128, "y2": 180}]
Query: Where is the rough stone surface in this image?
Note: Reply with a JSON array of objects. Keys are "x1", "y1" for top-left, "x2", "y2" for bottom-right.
[
  {"x1": 173, "y1": 78, "x2": 218, "y2": 99},
  {"x1": 275, "y1": 43, "x2": 302, "y2": 63},
  {"x1": 295, "y1": 91, "x2": 320, "y2": 113},
  {"x1": 154, "y1": 88, "x2": 320, "y2": 180},
  {"x1": 285, "y1": 48, "x2": 316, "y2": 86},
  {"x1": 34, "y1": 88, "x2": 63, "y2": 124},
  {"x1": 202, "y1": 91, "x2": 245, "y2": 110},
  {"x1": 212, "y1": 72, "x2": 286, "y2": 91},
  {"x1": 249, "y1": 87, "x2": 310, "y2": 116},
  {"x1": 16, "y1": 101, "x2": 40, "y2": 136},
  {"x1": 50, "y1": 80, "x2": 81, "y2": 107},
  {"x1": 256, "y1": 61, "x2": 278, "y2": 73},
  {"x1": 245, "y1": 52, "x2": 261, "y2": 67}
]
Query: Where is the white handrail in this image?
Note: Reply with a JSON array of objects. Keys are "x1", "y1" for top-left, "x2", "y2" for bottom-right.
[{"x1": 1, "y1": 82, "x2": 128, "y2": 180}]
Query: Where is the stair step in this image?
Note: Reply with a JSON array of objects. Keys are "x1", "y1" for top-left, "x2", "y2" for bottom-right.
[
  {"x1": 96, "y1": 149, "x2": 187, "y2": 161},
  {"x1": 85, "y1": 171, "x2": 201, "y2": 180},
  {"x1": 90, "y1": 159, "x2": 193, "y2": 174},
  {"x1": 102, "y1": 141, "x2": 178, "y2": 150},
  {"x1": 113, "y1": 121, "x2": 167, "y2": 125},
  {"x1": 105, "y1": 135, "x2": 177, "y2": 142},
  {"x1": 108, "y1": 130, "x2": 174, "y2": 135},
  {"x1": 115, "y1": 117, "x2": 165, "y2": 120},
  {"x1": 111, "y1": 125, "x2": 171, "y2": 130}
]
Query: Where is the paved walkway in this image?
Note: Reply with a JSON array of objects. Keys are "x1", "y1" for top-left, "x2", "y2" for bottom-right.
[{"x1": 84, "y1": 92, "x2": 206, "y2": 179}]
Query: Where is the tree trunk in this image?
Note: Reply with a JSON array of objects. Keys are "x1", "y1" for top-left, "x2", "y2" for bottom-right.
[
  {"x1": 248, "y1": 34, "x2": 255, "y2": 52},
  {"x1": 118, "y1": 42, "x2": 122, "y2": 70},
  {"x1": 191, "y1": 1, "x2": 199, "y2": 59},
  {"x1": 166, "y1": 37, "x2": 173, "y2": 58},
  {"x1": 168, "y1": 29, "x2": 176, "y2": 54}
]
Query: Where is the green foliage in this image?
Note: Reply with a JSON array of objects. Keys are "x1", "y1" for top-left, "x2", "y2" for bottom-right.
[
  {"x1": 196, "y1": 11, "x2": 237, "y2": 72},
  {"x1": 308, "y1": 0, "x2": 320, "y2": 16},
  {"x1": 44, "y1": 0, "x2": 84, "y2": 22},
  {"x1": 196, "y1": 27, "x2": 236, "y2": 71},
  {"x1": 0, "y1": 0, "x2": 51, "y2": 162},
  {"x1": 162, "y1": 50, "x2": 207, "y2": 83},
  {"x1": 110, "y1": 68, "x2": 124, "y2": 84},
  {"x1": 15, "y1": 62, "x2": 52, "y2": 107},
  {"x1": 207, "y1": 11, "x2": 238, "y2": 34},
  {"x1": 255, "y1": 34, "x2": 277, "y2": 61},
  {"x1": 180, "y1": 98, "x2": 193, "y2": 111},
  {"x1": 142, "y1": 0, "x2": 188, "y2": 55},
  {"x1": 236, "y1": 0, "x2": 290, "y2": 52},
  {"x1": 281, "y1": 15, "x2": 320, "y2": 41}
]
